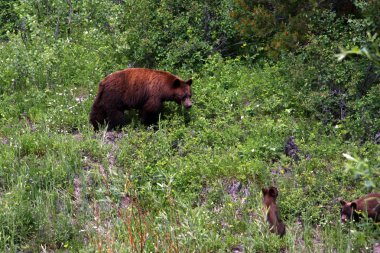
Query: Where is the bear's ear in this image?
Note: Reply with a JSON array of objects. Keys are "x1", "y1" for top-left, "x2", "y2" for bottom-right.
[
  {"x1": 350, "y1": 202, "x2": 357, "y2": 210},
  {"x1": 173, "y1": 79, "x2": 181, "y2": 88},
  {"x1": 186, "y1": 79, "x2": 192, "y2": 86},
  {"x1": 262, "y1": 188, "x2": 268, "y2": 195}
]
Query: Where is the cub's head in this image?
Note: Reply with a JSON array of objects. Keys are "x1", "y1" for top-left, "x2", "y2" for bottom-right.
[
  {"x1": 173, "y1": 78, "x2": 192, "y2": 109},
  {"x1": 262, "y1": 187, "x2": 279, "y2": 206},
  {"x1": 339, "y1": 199, "x2": 358, "y2": 223}
]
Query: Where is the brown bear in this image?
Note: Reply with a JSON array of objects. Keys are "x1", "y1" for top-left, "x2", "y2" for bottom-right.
[
  {"x1": 339, "y1": 192, "x2": 380, "y2": 223},
  {"x1": 262, "y1": 187, "x2": 286, "y2": 237},
  {"x1": 89, "y1": 68, "x2": 192, "y2": 131}
]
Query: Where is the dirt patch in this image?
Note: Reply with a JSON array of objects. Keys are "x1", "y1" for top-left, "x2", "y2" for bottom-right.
[
  {"x1": 104, "y1": 131, "x2": 124, "y2": 144},
  {"x1": 227, "y1": 180, "x2": 243, "y2": 202},
  {"x1": 74, "y1": 176, "x2": 81, "y2": 204},
  {"x1": 72, "y1": 132, "x2": 83, "y2": 141},
  {"x1": 1, "y1": 137, "x2": 9, "y2": 145}
]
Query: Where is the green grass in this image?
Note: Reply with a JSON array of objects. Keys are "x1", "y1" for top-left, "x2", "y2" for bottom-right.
[{"x1": 0, "y1": 59, "x2": 379, "y2": 252}]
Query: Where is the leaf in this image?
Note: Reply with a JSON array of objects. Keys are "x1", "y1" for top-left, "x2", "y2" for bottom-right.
[{"x1": 342, "y1": 153, "x2": 358, "y2": 162}]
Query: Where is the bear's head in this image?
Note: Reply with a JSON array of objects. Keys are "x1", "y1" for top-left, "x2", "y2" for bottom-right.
[
  {"x1": 262, "y1": 187, "x2": 278, "y2": 206},
  {"x1": 173, "y1": 78, "x2": 192, "y2": 109},
  {"x1": 339, "y1": 199, "x2": 359, "y2": 223}
]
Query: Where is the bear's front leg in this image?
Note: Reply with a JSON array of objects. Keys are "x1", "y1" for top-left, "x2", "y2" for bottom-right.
[
  {"x1": 107, "y1": 109, "x2": 127, "y2": 131},
  {"x1": 89, "y1": 106, "x2": 107, "y2": 131},
  {"x1": 140, "y1": 109, "x2": 160, "y2": 126}
]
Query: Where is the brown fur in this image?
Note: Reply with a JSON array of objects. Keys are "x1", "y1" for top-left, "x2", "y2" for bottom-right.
[
  {"x1": 262, "y1": 187, "x2": 286, "y2": 237},
  {"x1": 90, "y1": 68, "x2": 192, "y2": 131},
  {"x1": 340, "y1": 192, "x2": 380, "y2": 223}
]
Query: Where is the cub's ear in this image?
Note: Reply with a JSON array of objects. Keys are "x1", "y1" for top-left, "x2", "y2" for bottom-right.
[
  {"x1": 339, "y1": 199, "x2": 347, "y2": 206},
  {"x1": 173, "y1": 79, "x2": 181, "y2": 87},
  {"x1": 262, "y1": 188, "x2": 268, "y2": 195},
  {"x1": 186, "y1": 79, "x2": 192, "y2": 86},
  {"x1": 350, "y1": 202, "x2": 357, "y2": 210}
]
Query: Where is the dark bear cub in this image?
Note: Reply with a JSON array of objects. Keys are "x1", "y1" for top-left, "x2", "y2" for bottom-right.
[
  {"x1": 90, "y1": 68, "x2": 192, "y2": 131},
  {"x1": 262, "y1": 187, "x2": 286, "y2": 237},
  {"x1": 340, "y1": 192, "x2": 380, "y2": 223}
]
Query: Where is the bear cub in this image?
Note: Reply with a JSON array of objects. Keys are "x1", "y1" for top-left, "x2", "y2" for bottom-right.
[
  {"x1": 262, "y1": 186, "x2": 286, "y2": 237},
  {"x1": 90, "y1": 68, "x2": 192, "y2": 131},
  {"x1": 340, "y1": 192, "x2": 380, "y2": 223}
]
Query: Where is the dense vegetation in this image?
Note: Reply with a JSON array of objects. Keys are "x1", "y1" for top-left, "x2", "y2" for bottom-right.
[{"x1": 0, "y1": 0, "x2": 379, "y2": 252}]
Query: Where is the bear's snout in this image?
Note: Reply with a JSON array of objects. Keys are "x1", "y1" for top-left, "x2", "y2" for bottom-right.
[{"x1": 183, "y1": 98, "x2": 192, "y2": 109}]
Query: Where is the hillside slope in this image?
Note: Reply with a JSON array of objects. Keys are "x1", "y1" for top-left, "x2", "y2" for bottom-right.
[{"x1": 0, "y1": 57, "x2": 379, "y2": 252}]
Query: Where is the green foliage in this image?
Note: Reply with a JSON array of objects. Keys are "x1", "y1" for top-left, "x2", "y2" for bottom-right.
[
  {"x1": 355, "y1": 0, "x2": 380, "y2": 34},
  {"x1": 0, "y1": 0, "x2": 18, "y2": 40},
  {"x1": 230, "y1": 0, "x2": 365, "y2": 58},
  {"x1": 0, "y1": 0, "x2": 379, "y2": 252},
  {"x1": 337, "y1": 33, "x2": 380, "y2": 67},
  {"x1": 343, "y1": 153, "x2": 380, "y2": 190}
]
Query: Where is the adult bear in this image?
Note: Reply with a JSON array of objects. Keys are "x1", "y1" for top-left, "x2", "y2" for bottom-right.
[{"x1": 89, "y1": 68, "x2": 192, "y2": 131}]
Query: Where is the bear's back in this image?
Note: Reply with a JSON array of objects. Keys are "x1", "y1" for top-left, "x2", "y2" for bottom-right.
[{"x1": 123, "y1": 68, "x2": 178, "y2": 85}]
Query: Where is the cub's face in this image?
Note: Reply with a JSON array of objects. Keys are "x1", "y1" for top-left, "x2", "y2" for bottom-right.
[
  {"x1": 262, "y1": 187, "x2": 278, "y2": 206},
  {"x1": 340, "y1": 200, "x2": 357, "y2": 223},
  {"x1": 173, "y1": 79, "x2": 192, "y2": 109}
]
